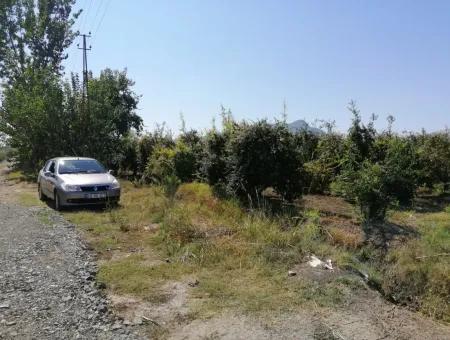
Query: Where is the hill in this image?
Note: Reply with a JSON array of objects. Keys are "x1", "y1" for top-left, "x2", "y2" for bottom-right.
[{"x1": 288, "y1": 119, "x2": 323, "y2": 135}]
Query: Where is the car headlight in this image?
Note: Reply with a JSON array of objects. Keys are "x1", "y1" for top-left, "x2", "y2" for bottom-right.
[
  {"x1": 61, "y1": 183, "x2": 82, "y2": 192},
  {"x1": 110, "y1": 179, "x2": 120, "y2": 189}
]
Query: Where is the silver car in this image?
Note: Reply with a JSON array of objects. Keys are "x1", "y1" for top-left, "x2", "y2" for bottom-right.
[{"x1": 38, "y1": 157, "x2": 121, "y2": 210}]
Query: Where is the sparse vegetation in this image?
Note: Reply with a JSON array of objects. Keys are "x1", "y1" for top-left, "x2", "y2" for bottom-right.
[
  {"x1": 60, "y1": 179, "x2": 449, "y2": 322},
  {"x1": 385, "y1": 208, "x2": 450, "y2": 321}
]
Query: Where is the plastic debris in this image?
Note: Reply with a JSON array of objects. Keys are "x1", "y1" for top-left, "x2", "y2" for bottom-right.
[{"x1": 308, "y1": 255, "x2": 333, "y2": 270}]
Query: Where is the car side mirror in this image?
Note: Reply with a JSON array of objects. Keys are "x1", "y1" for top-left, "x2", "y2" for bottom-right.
[
  {"x1": 108, "y1": 169, "x2": 114, "y2": 175},
  {"x1": 44, "y1": 171, "x2": 53, "y2": 177}
]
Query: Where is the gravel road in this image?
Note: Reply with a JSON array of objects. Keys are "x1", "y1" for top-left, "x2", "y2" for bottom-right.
[{"x1": 0, "y1": 203, "x2": 142, "y2": 339}]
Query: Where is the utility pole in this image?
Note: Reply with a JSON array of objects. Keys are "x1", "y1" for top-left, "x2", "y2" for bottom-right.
[
  {"x1": 77, "y1": 33, "x2": 91, "y2": 104},
  {"x1": 77, "y1": 33, "x2": 91, "y2": 155},
  {"x1": 282, "y1": 99, "x2": 288, "y2": 122}
]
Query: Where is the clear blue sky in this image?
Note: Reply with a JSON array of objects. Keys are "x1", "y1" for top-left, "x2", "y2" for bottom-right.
[{"x1": 64, "y1": 0, "x2": 450, "y2": 133}]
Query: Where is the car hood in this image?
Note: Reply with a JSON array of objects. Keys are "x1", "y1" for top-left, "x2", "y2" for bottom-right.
[{"x1": 59, "y1": 173, "x2": 116, "y2": 186}]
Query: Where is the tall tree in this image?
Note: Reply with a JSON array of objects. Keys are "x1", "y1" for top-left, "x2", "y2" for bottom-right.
[
  {"x1": 0, "y1": 0, "x2": 79, "y2": 83},
  {"x1": 0, "y1": 68, "x2": 143, "y2": 172},
  {"x1": 68, "y1": 69, "x2": 143, "y2": 168},
  {"x1": 0, "y1": 67, "x2": 66, "y2": 171}
]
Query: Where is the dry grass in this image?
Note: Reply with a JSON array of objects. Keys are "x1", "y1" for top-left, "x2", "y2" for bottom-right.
[
  {"x1": 384, "y1": 208, "x2": 450, "y2": 321},
  {"x1": 63, "y1": 182, "x2": 361, "y2": 318},
  {"x1": 300, "y1": 195, "x2": 364, "y2": 249},
  {"x1": 327, "y1": 226, "x2": 364, "y2": 249},
  {"x1": 64, "y1": 182, "x2": 167, "y2": 256},
  {"x1": 63, "y1": 181, "x2": 449, "y2": 322},
  {"x1": 0, "y1": 165, "x2": 43, "y2": 206},
  {"x1": 300, "y1": 194, "x2": 358, "y2": 219}
]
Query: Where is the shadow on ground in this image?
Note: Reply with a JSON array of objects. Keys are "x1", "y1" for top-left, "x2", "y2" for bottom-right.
[
  {"x1": 413, "y1": 193, "x2": 450, "y2": 213},
  {"x1": 362, "y1": 221, "x2": 419, "y2": 250},
  {"x1": 42, "y1": 197, "x2": 121, "y2": 213}
]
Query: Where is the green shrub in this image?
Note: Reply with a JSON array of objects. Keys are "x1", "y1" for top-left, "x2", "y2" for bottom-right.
[
  {"x1": 334, "y1": 161, "x2": 389, "y2": 222},
  {"x1": 172, "y1": 141, "x2": 199, "y2": 182},
  {"x1": 162, "y1": 174, "x2": 181, "y2": 201},
  {"x1": 332, "y1": 105, "x2": 419, "y2": 221},
  {"x1": 383, "y1": 137, "x2": 418, "y2": 205},
  {"x1": 118, "y1": 134, "x2": 139, "y2": 176},
  {"x1": 304, "y1": 132, "x2": 345, "y2": 193},
  {"x1": 417, "y1": 131, "x2": 450, "y2": 189},
  {"x1": 345, "y1": 101, "x2": 377, "y2": 166},
  {"x1": 137, "y1": 127, "x2": 174, "y2": 175},
  {"x1": 226, "y1": 120, "x2": 304, "y2": 202},
  {"x1": 200, "y1": 130, "x2": 228, "y2": 186},
  {"x1": 144, "y1": 145, "x2": 176, "y2": 183},
  {"x1": 137, "y1": 134, "x2": 155, "y2": 175},
  {"x1": 143, "y1": 139, "x2": 200, "y2": 184}
]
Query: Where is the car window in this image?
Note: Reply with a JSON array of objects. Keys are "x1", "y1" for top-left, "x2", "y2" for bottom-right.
[
  {"x1": 48, "y1": 162, "x2": 55, "y2": 173},
  {"x1": 58, "y1": 159, "x2": 106, "y2": 174}
]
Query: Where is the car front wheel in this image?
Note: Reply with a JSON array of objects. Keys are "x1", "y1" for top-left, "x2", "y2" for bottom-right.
[{"x1": 54, "y1": 190, "x2": 63, "y2": 211}]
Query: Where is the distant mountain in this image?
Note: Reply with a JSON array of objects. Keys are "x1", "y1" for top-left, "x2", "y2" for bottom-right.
[{"x1": 287, "y1": 120, "x2": 323, "y2": 135}]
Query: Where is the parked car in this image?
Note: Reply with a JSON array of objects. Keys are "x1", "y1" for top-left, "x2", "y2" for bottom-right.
[{"x1": 37, "y1": 157, "x2": 120, "y2": 210}]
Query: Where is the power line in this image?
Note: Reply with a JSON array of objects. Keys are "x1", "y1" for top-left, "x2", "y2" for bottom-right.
[
  {"x1": 66, "y1": 0, "x2": 111, "y2": 75},
  {"x1": 68, "y1": 39, "x2": 84, "y2": 74},
  {"x1": 90, "y1": 0, "x2": 105, "y2": 32},
  {"x1": 92, "y1": 0, "x2": 111, "y2": 38},
  {"x1": 79, "y1": 0, "x2": 94, "y2": 35},
  {"x1": 69, "y1": 0, "x2": 92, "y2": 73}
]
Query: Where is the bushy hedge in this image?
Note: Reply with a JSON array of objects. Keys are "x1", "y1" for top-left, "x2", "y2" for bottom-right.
[
  {"x1": 304, "y1": 132, "x2": 345, "y2": 194},
  {"x1": 226, "y1": 121, "x2": 305, "y2": 202},
  {"x1": 416, "y1": 131, "x2": 450, "y2": 190},
  {"x1": 200, "y1": 130, "x2": 228, "y2": 186},
  {"x1": 143, "y1": 140, "x2": 201, "y2": 184},
  {"x1": 121, "y1": 106, "x2": 449, "y2": 220},
  {"x1": 5, "y1": 86, "x2": 449, "y2": 219}
]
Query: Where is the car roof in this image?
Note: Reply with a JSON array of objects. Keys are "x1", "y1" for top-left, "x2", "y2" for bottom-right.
[{"x1": 52, "y1": 157, "x2": 97, "y2": 162}]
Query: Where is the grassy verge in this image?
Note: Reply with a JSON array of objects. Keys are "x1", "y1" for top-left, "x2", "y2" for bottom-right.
[{"x1": 17, "y1": 191, "x2": 42, "y2": 207}]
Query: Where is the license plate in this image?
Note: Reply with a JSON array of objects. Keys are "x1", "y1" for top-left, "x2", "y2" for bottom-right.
[{"x1": 86, "y1": 193, "x2": 106, "y2": 199}]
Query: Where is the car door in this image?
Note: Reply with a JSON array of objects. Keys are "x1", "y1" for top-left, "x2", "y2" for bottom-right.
[
  {"x1": 46, "y1": 161, "x2": 57, "y2": 199},
  {"x1": 40, "y1": 161, "x2": 50, "y2": 195},
  {"x1": 42, "y1": 160, "x2": 56, "y2": 197}
]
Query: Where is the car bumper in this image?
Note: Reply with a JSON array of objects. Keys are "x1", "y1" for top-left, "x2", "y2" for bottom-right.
[{"x1": 59, "y1": 188, "x2": 121, "y2": 206}]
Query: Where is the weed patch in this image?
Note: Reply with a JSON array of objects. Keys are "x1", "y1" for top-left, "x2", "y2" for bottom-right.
[
  {"x1": 37, "y1": 209, "x2": 52, "y2": 225},
  {"x1": 382, "y1": 211, "x2": 450, "y2": 321},
  {"x1": 98, "y1": 254, "x2": 193, "y2": 297},
  {"x1": 60, "y1": 181, "x2": 449, "y2": 322}
]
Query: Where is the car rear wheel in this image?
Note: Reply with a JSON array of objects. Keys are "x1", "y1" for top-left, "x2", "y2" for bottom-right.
[{"x1": 38, "y1": 183, "x2": 45, "y2": 201}]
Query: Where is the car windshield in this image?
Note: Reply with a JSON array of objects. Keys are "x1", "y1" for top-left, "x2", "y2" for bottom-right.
[{"x1": 58, "y1": 159, "x2": 106, "y2": 174}]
